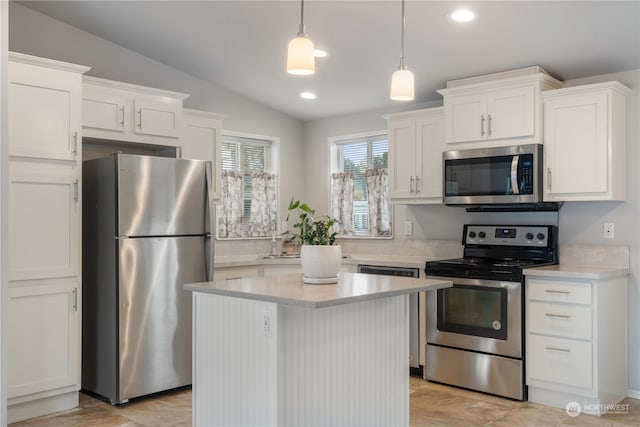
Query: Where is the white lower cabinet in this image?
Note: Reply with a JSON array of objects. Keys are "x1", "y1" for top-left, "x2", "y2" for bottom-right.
[
  {"x1": 262, "y1": 264, "x2": 302, "y2": 276},
  {"x1": 213, "y1": 266, "x2": 261, "y2": 281},
  {"x1": 525, "y1": 272, "x2": 628, "y2": 416},
  {"x1": 7, "y1": 282, "x2": 79, "y2": 423}
]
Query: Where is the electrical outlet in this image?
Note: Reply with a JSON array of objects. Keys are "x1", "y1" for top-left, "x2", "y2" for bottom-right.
[
  {"x1": 604, "y1": 222, "x2": 615, "y2": 239},
  {"x1": 404, "y1": 221, "x2": 413, "y2": 236},
  {"x1": 262, "y1": 311, "x2": 272, "y2": 335}
]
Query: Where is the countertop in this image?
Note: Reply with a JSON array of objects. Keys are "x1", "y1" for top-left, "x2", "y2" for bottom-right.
[
  {"x1": 523, "y1": 264, "x2": 630, "y2": 280},
  {"x1": 185, "y1": 272, "x2": 452, "y2": 308},
  {"x1": 214, "y1": 254, "x2": 437, "y2": 270}
]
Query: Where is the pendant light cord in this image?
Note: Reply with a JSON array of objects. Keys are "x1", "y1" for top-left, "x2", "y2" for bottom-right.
[
  {"x1": 399, "y1": 0, "x2": 406, "y2": 70},
  {"x1": 298, "y1": 0, "x2": 306, "y2": 36}
]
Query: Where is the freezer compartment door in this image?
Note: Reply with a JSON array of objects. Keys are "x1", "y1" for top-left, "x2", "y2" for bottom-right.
[
  {"x1": 117, "y1": 154, "x2": 209, "y2": 237},
  {"x1": 118, "y1": 236, "x2": 206, "y2": 401}
]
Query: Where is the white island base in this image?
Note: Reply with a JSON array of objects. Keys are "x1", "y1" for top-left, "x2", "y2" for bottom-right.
[{"x1": 188, "y1": 272, "x2": 451, "y2": 426}]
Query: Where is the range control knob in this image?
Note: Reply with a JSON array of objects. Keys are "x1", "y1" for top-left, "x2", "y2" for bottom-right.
[
  {"x1": 478, "y1": 232, "x2": 486, "y2": 239},
  {"x1": 537, "y1": 233, "x2": 545, "y2": 240},
  {"x1": 468, "y1": 231, "x2": 476, "y2": 239},
  {"x1": 526, "y1": 232, "x2": 534, "y2": 240}
]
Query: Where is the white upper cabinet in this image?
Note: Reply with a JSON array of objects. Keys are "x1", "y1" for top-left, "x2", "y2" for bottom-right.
[
  {"x1": 387, "y1": 108, "x2": 444, "y2": 204},
  {"x1": 182, "y1": 109, "x2": 225, "y2": 201},
  {"x1": 438, "y1": 67, "x2": 563, "y2": 148},
  {"x1": 82, "y1": 76, "x2": 188, "y2": 145},
  {"x1": 543, "y1": 81, "x2": 629, "y2": 202},
  {"x1": 9, "y1": 53, "x2": 89, "y2": 162}
]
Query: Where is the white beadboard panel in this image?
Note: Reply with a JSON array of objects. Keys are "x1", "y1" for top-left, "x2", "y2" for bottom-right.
[
  {"x1": 193, "y1": 293, "x2": 280, "y2": 426},
  {"x1": 192, "y1": 292, "x2": 410, "y2": 426},
  {"x1": 280, "y1": 295, "x2": 409, "y2": 426}
]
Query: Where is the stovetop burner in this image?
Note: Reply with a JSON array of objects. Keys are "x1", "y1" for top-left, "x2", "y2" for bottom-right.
[{"x1": 425, "y1": 224, "x2": 558, "y2": 282}]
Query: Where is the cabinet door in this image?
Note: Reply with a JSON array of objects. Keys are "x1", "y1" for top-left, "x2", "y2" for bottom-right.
[
  {"x1": 388, "y1": 118, "x2": 417, "y2": 200},
  {"x1": 183, "y1": 111, "x2": 222, "y2": 200},
  {"x1": 8, "y1": 171, "x2": 79, "y2": 281},
  {"x1": 544, "y1": 92, "x2": 608, "y2": 199},
  {"x1": 9, "y1": 62, "x2": 81, "y2": 161},
  {"x1": 82, "y1": 91, "x2": 127, "y2": 132},
  {"x1": 487, "y1": 86, "x2": 535, "y2": 140},
  {"x1": 415, "y1": 114, "x2": 444, "y2": 202},
  {"x1": 8, "y1": 282, "x2": 79, "y2": 398},
  {"x1": 262, "y1": 265, "x2": 302, "y2": 276},
  {"x1": 134, "y1": 99, "x2": 182, "y2": 138},
  {"x1": 213, "y1": 266, "x2": 261, "y2": 281},
  {"x1": 443, "y1": 93, "x2": 485, "y2": 144}
]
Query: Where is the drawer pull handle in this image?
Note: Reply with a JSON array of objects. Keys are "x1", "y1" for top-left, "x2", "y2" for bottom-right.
[
  {"x1": 545, "y1": 346, "x2": 571, "y2": 353},
  {"x1": 545, "y1": 313, "x2": 571, "y2": 319},
  {"x1": 544, "y1": 289, "x2": 570, "y2": 294}
]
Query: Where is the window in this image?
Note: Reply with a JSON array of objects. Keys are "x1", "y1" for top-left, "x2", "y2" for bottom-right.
[
  {"x1": 218, "y1": 134, "x2": 277, "y2": 239},
  {"x1": 331, "y1": 132, "x2": 392, "y2": 238}
]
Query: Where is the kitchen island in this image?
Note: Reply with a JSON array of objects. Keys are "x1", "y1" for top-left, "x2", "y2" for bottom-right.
[{"x1": 185, "y1": 272, "x2": 451, "y2": 426}]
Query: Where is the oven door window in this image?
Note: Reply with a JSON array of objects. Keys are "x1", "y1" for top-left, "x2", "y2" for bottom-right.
[{"x1": 436, "y1": 285, "x2": 508, "y2": 340}]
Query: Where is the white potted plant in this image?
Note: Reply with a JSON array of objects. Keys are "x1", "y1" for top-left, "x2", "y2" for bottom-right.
[{"x1": 285, "y1": 198, "x2": 342, "y2": 284}]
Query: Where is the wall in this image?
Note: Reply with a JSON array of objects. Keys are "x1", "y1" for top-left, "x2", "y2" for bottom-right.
[
  {"x1": 8, "y1": 2, "x2": 305, "y2": 255},
  {"x1": 305, "y1": 68, "x2": 640, "y2": 393}
]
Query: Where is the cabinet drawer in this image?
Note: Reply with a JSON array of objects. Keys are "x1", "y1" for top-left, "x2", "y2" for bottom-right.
[
  {"x1": 528, "y1": 279, "x2": 591, "y2": 305},
  {"x1": 528, "y1": 335, "x2": 592, "y2": 390},
  {"x1": 528, "y1": 302, "x2": 592, "y2": 340}
]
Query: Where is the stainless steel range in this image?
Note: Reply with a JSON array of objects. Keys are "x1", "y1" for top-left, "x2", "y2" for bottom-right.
[{"x1": 424, "y1": 224, "x2": 558, "y2": 400}]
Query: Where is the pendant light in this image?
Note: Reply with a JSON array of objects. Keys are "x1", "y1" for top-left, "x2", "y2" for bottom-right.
[
  {"x1": 390, "y1": 0, "x2": 414, "y2": 101},
  {"x1": 287, "y1": 0, "x2": 315, "y2": 75}
]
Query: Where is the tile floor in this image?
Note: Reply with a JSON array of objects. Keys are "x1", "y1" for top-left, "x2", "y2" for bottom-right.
[{"x1": 10, "y1": 377, "x2": 640, "y2": 426}]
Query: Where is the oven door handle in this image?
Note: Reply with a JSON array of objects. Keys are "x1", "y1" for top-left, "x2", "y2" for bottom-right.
[{"x1": 511, "y1": 155, "x2": 520, "y2": 195}]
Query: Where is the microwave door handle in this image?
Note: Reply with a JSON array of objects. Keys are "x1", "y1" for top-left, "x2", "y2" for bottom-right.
[{"x1": 511, "y1": 156, "x2": 520, "y2": 195}]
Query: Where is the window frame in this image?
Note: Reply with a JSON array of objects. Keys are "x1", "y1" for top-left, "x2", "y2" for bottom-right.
[
  {"x1": 329, "y1": 130, "x2": 393, "y2": 240},
  {"x1": 216, "y1": 131, "x2": 280, "y2": 241}
]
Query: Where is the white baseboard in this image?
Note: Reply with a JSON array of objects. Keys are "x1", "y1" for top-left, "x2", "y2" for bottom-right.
[{"x1": 627, "y1": 389, "x2": 640, "y2": 399}]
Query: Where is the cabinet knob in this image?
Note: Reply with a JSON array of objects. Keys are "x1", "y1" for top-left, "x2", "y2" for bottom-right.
[
  {"x1": 487, "y1": 114, "x2": 492, "y2": 136},
  {"x1": 480, "y1": 115, "x2": 485, "y2": 137}
]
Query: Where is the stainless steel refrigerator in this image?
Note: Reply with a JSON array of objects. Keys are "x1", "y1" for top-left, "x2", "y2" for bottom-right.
[{"x1": 82, "y1": 153, "x2": 214, "y2": 404}]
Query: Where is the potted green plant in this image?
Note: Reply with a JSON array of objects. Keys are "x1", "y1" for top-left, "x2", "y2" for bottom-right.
[{"x1": 285, "y1": 198, "x2": 341, "y2": 284}]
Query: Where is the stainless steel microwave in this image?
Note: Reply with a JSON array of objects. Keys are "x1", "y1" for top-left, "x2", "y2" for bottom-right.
[{"x1": 443, "y1": 144, "x2": 543, "y2": 205}]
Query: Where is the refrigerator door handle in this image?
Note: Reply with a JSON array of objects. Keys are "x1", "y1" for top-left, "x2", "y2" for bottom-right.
[{"x1": 205, "y1": 163, "x2": 215, "y2": 282}]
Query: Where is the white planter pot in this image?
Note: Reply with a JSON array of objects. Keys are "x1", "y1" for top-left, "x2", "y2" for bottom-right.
[{"x1": 300, "y1": 244, "x2": 342, "y2": 284}]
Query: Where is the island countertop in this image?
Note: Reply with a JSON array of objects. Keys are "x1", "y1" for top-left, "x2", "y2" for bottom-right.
[{"x1": 185, "y1": 272, "x2": 452, "y2": 308}]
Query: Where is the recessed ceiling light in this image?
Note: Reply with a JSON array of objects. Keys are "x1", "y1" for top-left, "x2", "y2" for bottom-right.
[
  {"x1": 313, "y1": 48, "x2": 328, "y2": 58},
  {"x1": 450, "y1": 8, "x2": 475, "y2": 22},
  {"x1": 300, "y1": 91, "x2": 317, "y2": 100}
]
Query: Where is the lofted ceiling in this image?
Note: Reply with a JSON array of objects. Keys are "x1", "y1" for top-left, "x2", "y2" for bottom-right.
[{"x1": 18, "y1": 1, "x2": 640, "y2": 121}]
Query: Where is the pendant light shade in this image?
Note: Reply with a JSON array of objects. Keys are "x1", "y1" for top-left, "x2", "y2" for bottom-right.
[
  {"x1": 287, "y1": 0, "x2": 315, "y2": 75},
  {"x1": 287, "y1": 36, "x2": 315, "y2": 75},
  {"x1": 390, "y1": 0, "x2": 414, "y2": 101},
  {"x1": 390, "y1": 68, "x2": 415, "y2": 101}
]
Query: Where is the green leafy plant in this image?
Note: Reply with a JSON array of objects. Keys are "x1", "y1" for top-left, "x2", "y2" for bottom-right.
[{"x1": 285, "y1": 198, "x2": 338, "y2": 245}]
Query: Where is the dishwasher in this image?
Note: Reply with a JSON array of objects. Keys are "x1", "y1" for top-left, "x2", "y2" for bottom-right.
[{"x1": 357, "y1": 264, "x2": 423, "y2": 376}]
